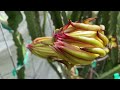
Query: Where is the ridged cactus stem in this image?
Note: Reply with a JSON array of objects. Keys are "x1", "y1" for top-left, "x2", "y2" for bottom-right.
[{"x1": 5, "y1": 11, "x2": 25, "y2": 79}]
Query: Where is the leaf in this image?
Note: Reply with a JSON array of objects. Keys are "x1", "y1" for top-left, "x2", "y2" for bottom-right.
[
  {"x1": 95, "y1": 11, "x2": 111, "y2": 74},
  {"x1": 108, "y1": 11, "x2": 119, "y2": 36},
  {"x1": 24, "y1": 11, "x2": 43, "y2": 40},
  {"x1": 5, "y1": 11, "x2": 25, "y2": 79},
  {"x1": 110, "y1": 47, "x2": 119, "y2": 65},
  {"x1": 98, "y1": 11, "x2": 119, "y2": 73},
  {"x1": 107, "y1": 11, "x2": 119, "y2": 66},
  {"x1": 79, "y1": 11, "x2": 84, "y2": 21},
  {"x1": 79, "y1": 11, "x2": 92, "y2": 22},
  {"x1": 41, "y1": 11, "x2": 47, "y2": 36},
  {"x1": 97, "y1": 64, "x2": 120, "y2": 79},
  {"x1": 117, "y1": 12, "x2": 120, "y2": 44},
  {"x1": 13, "y1": 32, "x2": 26, "y2": 79},
  {"x1": 117, "y1": 12, "x2": 120, "y2": 64},
  {"x1": 61, "y1": 11, "x2": 68, "y2": 24},
  {"x1": 70, "y1": 11, "x2": 81, "y2": 22},
  {"x1": 5, "y1": 11, "x2": 23, "y2": 32},
  {"x1": 79, "y1": 65, "x2": 90, "y2": 78},
  {"x1": 47, "y1": 59, "x2": 62, "y2": 79},
  {"x1": 96, "y1": 11, "x2": 110, "y2": 35},
  {"x1": 49, "y1": 11, "x2": 63, "y2": 29},
  {"x1": 82, "y1": 11, "x2": 92, "y2": 19}
]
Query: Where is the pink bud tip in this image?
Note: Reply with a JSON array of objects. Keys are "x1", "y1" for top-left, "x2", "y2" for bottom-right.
[{"x1": 27, "y1": 44, "x2": 32, "y2": 49}]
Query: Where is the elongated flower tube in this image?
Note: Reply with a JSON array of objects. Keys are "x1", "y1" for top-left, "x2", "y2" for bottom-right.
[
  {"x1": 27, "y1": 37, "x2": 58, "y2": 58},
  {"x1": 52, "y1": 40, "x2": 99, "y2": 65},
  {"x1": 27, "y1": 37, "x2": 72, "y2": 68},
  {"x1": 27, "y1": 18, "x2": 110, "y2": 67}
]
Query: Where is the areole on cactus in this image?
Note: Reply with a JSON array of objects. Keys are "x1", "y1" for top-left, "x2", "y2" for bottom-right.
[{"x1": 27, "y1": 18, "x2": 110, "y2": 69}]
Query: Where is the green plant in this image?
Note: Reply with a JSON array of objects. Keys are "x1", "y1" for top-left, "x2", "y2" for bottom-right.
[{"x1": 3, "y1": 11, "x2": 120, "y2": 79}]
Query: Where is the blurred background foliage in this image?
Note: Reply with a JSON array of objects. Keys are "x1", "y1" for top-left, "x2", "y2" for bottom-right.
[{"x1": 1, "y1": 11, "x2": 120, "y2": 79}]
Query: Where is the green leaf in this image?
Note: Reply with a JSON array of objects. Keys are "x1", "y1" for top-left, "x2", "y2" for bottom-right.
[
  {"x1": 5, "y1": 11, "x2": 25, "y2": 79},
  {"x1": 24, "y1": 11, "x2": 43, "y2": 40},
  {"x1": 110, "y1": 48, "x2": 119, "y2": 65},
  {"x1": 95, "y1": 11, "x2": 111, "y2": 74},
  {"x1": 70, "y1": 11, "x2": 81, "y2": 22},
  {"x1": 47, "y1": 59, "x2": 62, "y2": 79},
  {"x1": 79, "y1": 11, "x2": 84, "y2": 21},
  {"x1": 13, "y1": 32, "x2": 26, "y2": 79},
  {"x1": 108, "y1": 11, "x2": 119, "y2": 36},
  {"x1": 79, "y1": 65, "x2": 90, "y2": 78},
  {"x1": 61, "y1": 11, "x2": 68, "y2": 24},
  {"x1": 49, "y1": 11, "x2": 63, "y2": 29},
  {"x1": 96, "y1": 11, "x2": 110, "y2": 35},
  {"x1": 97, "y1": 64, "x2": 120, "y2": 79},
  {"x1": 42, "y1": 11, "x2": 47, "y2": 36},
  {"x1": 117, "y1": 12, "x2": 120, "y2": 64},
  {"x1": 5, "y1": 11, "x2": 22, "y2": 32},
  {"x1": 117, "y1": 12, "x2": 120, "y2": 44},
  {"x1": 82, "y1": 11, "x2": 92, "y2": 19},
  {"x1": 79, "y1": 11, "x2": 92, "y2": 22},
  {"x1": 107, "y1": 11, "x2": 119, "y2": 66}
]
